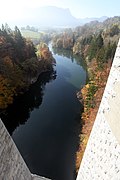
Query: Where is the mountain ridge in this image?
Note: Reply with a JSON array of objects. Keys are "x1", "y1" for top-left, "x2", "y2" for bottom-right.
[{"x1": 3, "y1": 6, "x2": 108, "y2": 28}]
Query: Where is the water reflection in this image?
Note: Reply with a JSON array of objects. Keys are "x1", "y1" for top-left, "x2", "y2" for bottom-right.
[
  {"x1": 52, "y1": 47, "x2": 87, "y2": 71},
  {"x1": 52, "y1": 47, "x2": 74, "y2": 60},
  {"x1": 0, "y1": 46, "x2": 87, "y2": 180},
  {"x1": 0, "y1": 71, "x2": 56, "y2": 135}
]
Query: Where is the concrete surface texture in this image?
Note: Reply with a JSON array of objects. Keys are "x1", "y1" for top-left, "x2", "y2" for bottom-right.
[
  {"x1": 0, "y1": 119, "x2": 51, "y2": 180},
  {"x1": 77, "y1": 39, "x2": 120, "y2": 180}
]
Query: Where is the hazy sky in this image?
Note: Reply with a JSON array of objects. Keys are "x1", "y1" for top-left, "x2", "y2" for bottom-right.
[{"x1": 0, "y1": 0, "x2": 120, "y2": 22}]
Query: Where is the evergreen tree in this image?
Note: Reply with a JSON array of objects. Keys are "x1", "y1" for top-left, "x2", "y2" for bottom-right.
[{"x1": 96, "y1": 34, "x2": 103, "y2": 49}]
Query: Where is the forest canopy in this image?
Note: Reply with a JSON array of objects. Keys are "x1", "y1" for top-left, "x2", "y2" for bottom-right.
[{"x1": 0, "y1": 24, "x2": 55, "y2": 109}]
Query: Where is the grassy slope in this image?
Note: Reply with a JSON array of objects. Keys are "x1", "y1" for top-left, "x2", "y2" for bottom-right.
[{"x1": 21, "y1": 30, "x2": 42, "y2": 39}]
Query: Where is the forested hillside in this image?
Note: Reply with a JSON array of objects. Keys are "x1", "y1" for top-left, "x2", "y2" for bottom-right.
[
  {"x1": 52, "y1": 16, "x2": 120, "y2": 172},
  {"x1": 0, "y1": 16, "x2": 120, "y2": 172},
  {"x1": 75, "y1": 17, "x2": 120, "y2": 172},
  {"x1": 52, "y1": 16, "x2": 120, "y2": 55},
  {"x1": 0, "y1": 24, "x2": 55, "y2": 109}
]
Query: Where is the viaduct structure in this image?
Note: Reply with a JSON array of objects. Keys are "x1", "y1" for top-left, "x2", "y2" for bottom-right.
[
  {"x1": 77, "y1": 39, "x2": 120, "y2": 179},
  {"x1": 0, "y1": 40, "x2": 120, "y2": 180},
  {"x1": 0, "y1": 118, "x2": 50, "y2": 180}
]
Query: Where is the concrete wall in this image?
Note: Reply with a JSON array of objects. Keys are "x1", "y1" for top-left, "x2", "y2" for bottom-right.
[
  {"x1": 77, "y1": 39, "x2": 120, "y2": 180},
  {"x1": 0, "y1": 119, "x2": 50, "y2": 180}
]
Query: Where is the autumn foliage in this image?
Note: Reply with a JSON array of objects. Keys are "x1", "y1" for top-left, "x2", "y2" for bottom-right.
[
  {"x1": 76, "y1": 60, "x2": 111, "y2": 172},
  {"x1": 0, "y1": 24, "x2": 55, "y2": 109}
]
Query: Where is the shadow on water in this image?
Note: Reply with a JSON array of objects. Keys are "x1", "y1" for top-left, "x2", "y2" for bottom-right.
[
  {"x1": 0, "y1": 70, "x2": 83, "y2": 180},
  {"x1": 0, "y1": 71, "x2": 56, "y2": 135},
  {"x1": 18, "y1": 75, "x2": 83, "y2": 180},
  {"x1": 0, "y1": 46, "x2": 87, "y2": 180}
]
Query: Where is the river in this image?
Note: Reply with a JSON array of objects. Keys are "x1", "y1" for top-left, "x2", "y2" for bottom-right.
[{"x1": 0, "y1": 46, "x2": 87, "y2": 180}]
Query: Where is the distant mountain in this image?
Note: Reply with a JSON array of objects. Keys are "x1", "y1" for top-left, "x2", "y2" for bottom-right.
[
  {"x1": 23, "y1": 6, "x2": 79, "y2": 27},
  {"x1": 6, "y1": 6, "x2": 108, "y2": 28},
  {"x1": 25, "y1": 6, "x2": 108, "y2": 27}
]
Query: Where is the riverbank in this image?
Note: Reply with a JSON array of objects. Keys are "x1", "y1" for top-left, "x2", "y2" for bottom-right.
[
  {"x1": 76, "y1": 60, "x2": 111, "y2": 172},
  {"x1": 1, "y1": 47, "x2": 86, "y2": 180}
]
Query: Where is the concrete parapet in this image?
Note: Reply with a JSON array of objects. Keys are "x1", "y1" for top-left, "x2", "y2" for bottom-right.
[
  {"x1": 0, "y1": 119, "x2": 51, "y2": 180},
  {"x1": 77, "y1": 40, "x2": 120, "y2": 179}
]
